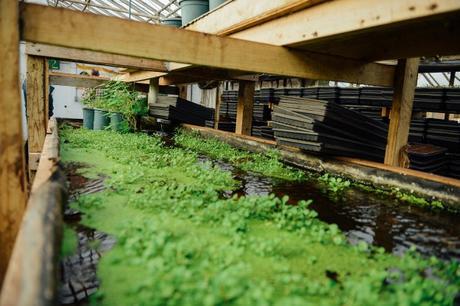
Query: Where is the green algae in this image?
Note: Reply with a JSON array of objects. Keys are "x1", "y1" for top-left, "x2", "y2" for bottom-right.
[
  {"x1": 61, "y1": 225, "x2": 78, "y2": 258},
  {"x1": 60, "y1": 128, "x2": 460, "y2": 306}
]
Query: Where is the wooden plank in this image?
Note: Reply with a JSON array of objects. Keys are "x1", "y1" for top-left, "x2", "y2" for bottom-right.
[
  {"x1": 26, "y1": 43, "x2": 168, "y2": 72},
  {"x1": 384, "y1": 58, "x2": 420, "y2": 167},
  {"x1": 214, "y1": 83, "x2": 222, "y2": 129},
  {"x1": 235, "y1": 81, "x2": 255, "y2": 135},
  {"x1": 0, "y1": 118, "x2": 65, "y2": 306},
  {"x1": 188, "y1": 0, "x2": 329, "y2": 36},
  {"x1": 26, "y1": 56, "x2": 47, "y2": 153},
  {"x1": 44, "y1": 58, "x2": 50, "y2": 130},
  {"x1": 0, "y1": 0, "x2": 27, "y2": 286},
  {"x1": 117, "y1": 71, "x2": 166, "y2": 83},
  {"x1": 31, "y1": 118, "x2": 60, "y2": 193},
  {"x1": 49, "y1": 71, "x2": 109, "y2": 88},
  {"x1": 20, "y1": 3, "x2": 395, "y2": 87},
  {"x1": 28, "y1": 153, "x2": 41, "y2": 171},
  {"x1": 228, "y1": 0, "x2": 460, "y2": 60}
]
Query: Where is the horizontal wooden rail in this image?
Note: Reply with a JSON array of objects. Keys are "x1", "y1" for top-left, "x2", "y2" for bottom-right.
[
  {"x1": 0, "y1": 118, "x2": 66, "y2": 306},
  {"x1": 20, "y1": 3, "x2": 395, "y2": 86}
]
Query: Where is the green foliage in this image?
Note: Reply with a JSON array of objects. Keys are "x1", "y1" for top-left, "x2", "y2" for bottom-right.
[
  {"x1": 319, "y1": 173, "x2": 351, "y2": 193},
  {"x1": 81, "y1": 81, "x2": 146, "y2": 129},
  {"x1": 61, "y1": 128, "x2": 460, "y2": 306},
  {"x1": 61, "y1": 225, "x2": 78, "y2": 258},
  {"x1": 173, "y1": 129, "x2": 305, "y2": 181}
]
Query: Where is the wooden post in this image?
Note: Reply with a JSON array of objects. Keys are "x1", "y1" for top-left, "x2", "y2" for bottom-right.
[
  {"x1": 384, "y1": 58, "x2": 420, "y2": 167},
  {"x1": 26, "y1": 56, "x2": 47, "y2": 154},
  {"x1": 178, "y1": 85, "x2": 188, "y2": 100},
  {"x1": 214, "y1": 83, "x2": 221, "y2": 129},
  {"x1": 235, "y1": 81, "x2": 255, "y2": 135},
  {"x1": 148, "y1": 77, "x2": 159, "y2": 105},
  {"x1": 0, "y1": 0, "x2": 27, "y2": 285}
]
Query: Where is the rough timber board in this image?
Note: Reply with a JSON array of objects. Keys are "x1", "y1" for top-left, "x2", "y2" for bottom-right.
[
  {"x1": 0, "y1": 0, "x2": 27, "y2": 286},
  {"x1": 26, "y1": 56, "x2": 47, "y2": 153},
  {"x1": 26, "y1": 43, "x2": 168, "y2": 72},
  {"x1": 224, "y1": 0, "x2": 460, "y2": 60},
  {"x1": 20, "y1": 3, "x2": 395, "y2": 86},
  {"x1": 49, "y1": 71, "x2": 109, "y2": 88},
  {"x1": 385, "y1": 58, "x2": 420, "y2": 166}
]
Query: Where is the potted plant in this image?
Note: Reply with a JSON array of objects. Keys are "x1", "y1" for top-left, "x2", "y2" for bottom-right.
[{"x1": 81, "y1": 90, "x2": 95, "y2": 129}]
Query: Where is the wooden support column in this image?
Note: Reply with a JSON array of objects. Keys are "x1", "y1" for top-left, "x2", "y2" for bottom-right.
[
  {"x1": 147, "y1": 78, "x2": 159, "y2": 105},
  {"x1": 214, "y1": 83, "x2": 221, "y2": 129},
  {"x1": 235, "y1": 81, "x2": 255, "y2": 135},
  {"x1": 26, "y1": 56, "x2": 47, "y2": 154},
  {"x1": 178, "y1": 85, "x2": 187, "y2": 100},
  {"x1": 0, "y1": 0, "x2": 27, "y2": 285},
  {"x1": 384, "y1": 58, "x2": 420, "y2": 167}
]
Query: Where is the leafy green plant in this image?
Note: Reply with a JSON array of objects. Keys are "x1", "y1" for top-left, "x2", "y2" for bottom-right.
[
  {"x1": 319, "y1": 173, "x2": 351, "y2": 193},
  {"x1": 61, "y1": 128, "x2": 460, "y2": 306},
  {"x1": 81, "y1": 81, "x2": 146, "y2": 130}
]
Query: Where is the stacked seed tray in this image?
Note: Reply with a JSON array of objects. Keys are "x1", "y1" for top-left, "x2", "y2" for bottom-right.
[
  {"x1": 446, "y1": 153, "x2": 460, "y2": 179},
  {"x1": 149, "y1": 96, "x2": 214, "y2": 126},
  {"x1": 407, "y1": 143, "x2": 449, "y2": 175},
  {"x1": 219, "y1": 90, "x2": 273, "y2": 139},
  {"x1": 204, "y1": 120, "x2": 236, "y2": 132},
  {"x1": 272, "y1": 96, "x2": 388, "y2": 162}
]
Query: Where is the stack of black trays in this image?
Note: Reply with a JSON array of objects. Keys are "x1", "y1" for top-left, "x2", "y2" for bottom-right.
[
  {"x1": 204, "y1": 120, "x2": 236, "y2": 132},
  {"x1": 446, "y1": 153, "x2": 460, "y2": 179},
  {"x1": 149, "y1": 96, "x2": 214, "y2": 126},
  {"x1": 446, "y1": 89, "x2": 460, "y2": 111},
  {"x1": 409, "y1": 120, "x2": 426, "y2": 143},
  {"x1": 359, "y1": 87, "x2": 391, "y2": 107},
  {"x1": 272, "y1": 96, "x2": 388, "y2": 162},
  {"x1": 252, "y1": 125, "x2": 275, "y2": 140},
  {"x1": 407, "y1": 143, "x2": 448, "y2": 175},
  {"x1": 425, "y1": 119, "x2": 460, "y2": 152}
]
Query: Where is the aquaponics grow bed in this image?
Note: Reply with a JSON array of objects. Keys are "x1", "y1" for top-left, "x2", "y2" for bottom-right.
[{"x1": 5, "y1": 123, "x2": 460, "y2": 306}]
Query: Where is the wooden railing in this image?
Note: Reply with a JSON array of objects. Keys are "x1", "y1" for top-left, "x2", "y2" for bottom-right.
[{"x1": 0, "y1": 118, "x2": 66, "y2": 306}]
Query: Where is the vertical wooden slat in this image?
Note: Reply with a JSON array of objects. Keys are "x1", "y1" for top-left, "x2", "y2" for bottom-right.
[
  {"x1": 178, "y1": 85, "x2": 188, "y2": 100},
  {"x1": 235, "y1": 81, "x2": 255, "y2": 135},
  {"x1": 0, "y1": 0, "x2": 27, "y2": 285},
  {"x1": 26, "y1": 56, "x2": 47, "y2": 153},
  {"x1": 214, "y1": 83, "x2": 221, "y2": 129},
  {"x1": 384, "y1": 58, "x2": 420, "y2": 167},
  {"x1": 147, "y1": 78, "x2": 159, "y2": 105},
  {"x1": 44, "y1": 58, "x2": 50, "y2": 130}
]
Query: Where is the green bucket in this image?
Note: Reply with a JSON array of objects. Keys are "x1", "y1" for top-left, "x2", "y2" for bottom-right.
[
  {"x1": 82, "y1": 107, "x2": 94, "y2": 129},
  {"x1": 93, "y1": 109, "x2": 110, "y2": 130},
  {"x1": 161, "y1": 17, "x2": 182, "y2": 27},
  {"x1": 179, "y1": 0, "x2": 209, "y2": 26},
  {"x1": 110, "y1": 112, "x2": 125, "y2": 132},
  {"x1": 209, "y1": 0, "x2": 225, "y2": 10}
]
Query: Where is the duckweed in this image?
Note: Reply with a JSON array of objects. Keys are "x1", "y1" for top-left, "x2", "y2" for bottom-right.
[{"x1": 60, "y1": 128, "x2": 460, "y2": 306}]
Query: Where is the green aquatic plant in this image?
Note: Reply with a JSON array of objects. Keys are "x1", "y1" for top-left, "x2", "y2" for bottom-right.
[
  {"x1": 319, "y1": 173, "x2": 351, "y2": 193},
  {"x1": 174, "y1": 129, "x2": 305, "y2": 181},
  {"x1": 60, "y1": 128, "x2": 460, "y2": 306}
]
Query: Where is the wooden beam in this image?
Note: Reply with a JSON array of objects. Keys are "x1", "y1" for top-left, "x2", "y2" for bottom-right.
[
  {"x1": 148, "y1": 78, "x2": 159, "y2": 105},
  {"x1": 117, "y1": 71, "x2": 166, "y2": 83},
  {"x1": 187, "y1": 0, "x2": 328, "y2": 35},
  {"x1": 49, "y1": 71, "x2": 109, "y2": 87},
  {"x1": 227, "y1": 0, "x2": 460, "y2": 60},
  {"x1": 20, "y1": 3, "x2": 395, "y2": 86},
  {"x1": 1, "y1": 118, "x2": 65, "y2": 306},
  {"x1": 0, "y1": 0, "x2": 27, "y2": 286},
  {"x1": 384, "y1": 58, "x2": 420, "y2": 167},
  {"x1": 214, "y1": 83, "x2": 222, "y2": 129},
  {"x1": 235, "y1": 81, "x2": 255, "y2": 135},
  {"x1": 26, "y1": 56, "x2": 47, "y2": 154},
  {"x1": 26, "y1": 43, "x2": 168, "y2": 72}
]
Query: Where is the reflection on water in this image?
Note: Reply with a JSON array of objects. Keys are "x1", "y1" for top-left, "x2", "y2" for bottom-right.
[{"x1": 199, "y1": 154, "x2": 460, "y2": 261}]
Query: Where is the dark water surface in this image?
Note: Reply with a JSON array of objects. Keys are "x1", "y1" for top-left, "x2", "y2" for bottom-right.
[{"x1": 197, "y1": 155, "x2": 460, "y2": 261}]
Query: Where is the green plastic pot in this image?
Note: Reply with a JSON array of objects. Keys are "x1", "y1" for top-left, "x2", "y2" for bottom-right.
[
  {"x1": 110, "y1": 112, "x2": 125, "y2": 132},
  {"x1": 93, "y1": 109, "x2": 110, "y2": 130},
  {"x1": 179, "y1": 0, "x2": 209, "y2": 26},
  {"x1": 161, "y1": 17, "x2": 182, "y2": 27},
  {"x1": 209, "y1": 0, "x2": 225, "y2": 10},
  {"x1": 82, "y1": 107, "x2": 94, "y2": 129}
]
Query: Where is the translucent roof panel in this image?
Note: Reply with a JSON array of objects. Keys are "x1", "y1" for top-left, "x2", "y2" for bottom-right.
[{"x1": 46, "y1": 0, "x2": 181, "y2": 23}]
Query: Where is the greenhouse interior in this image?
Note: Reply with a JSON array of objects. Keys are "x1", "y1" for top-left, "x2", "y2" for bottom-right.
[{"x1": 1, "y1": 0, "x2": 460, "y2": 305}]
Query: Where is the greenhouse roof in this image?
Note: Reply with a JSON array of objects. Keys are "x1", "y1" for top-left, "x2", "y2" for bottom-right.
[{"x1": 46, "y1": 0, "x2": 180, "y2": 23}]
